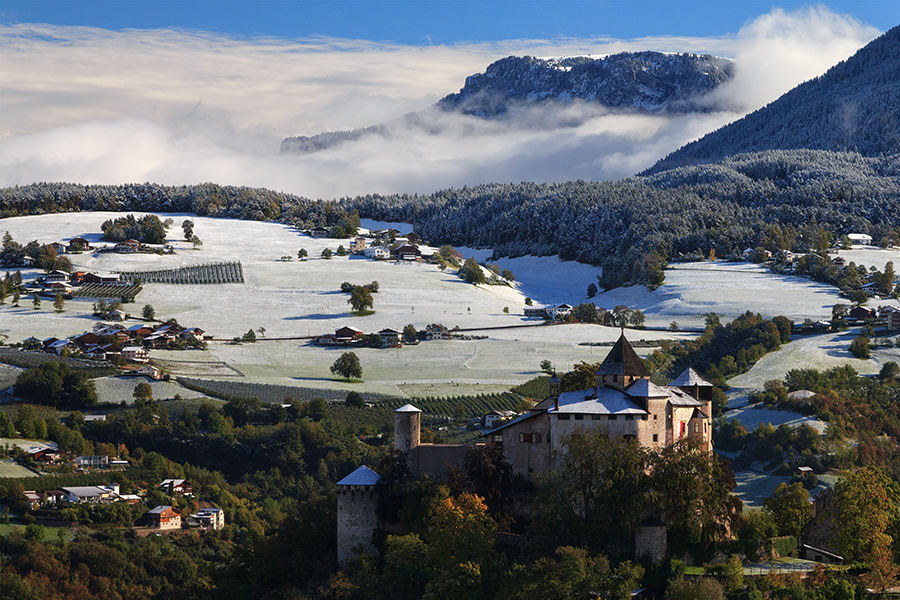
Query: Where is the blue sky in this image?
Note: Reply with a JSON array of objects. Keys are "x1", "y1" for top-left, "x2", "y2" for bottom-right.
[{"x1": 1, "y1": 1, "x2": 895, "y2": 43}]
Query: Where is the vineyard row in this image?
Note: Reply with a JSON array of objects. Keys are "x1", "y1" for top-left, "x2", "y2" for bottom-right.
[{"x1": 117, "y1": 261, "x2": 244, "y2": 285}]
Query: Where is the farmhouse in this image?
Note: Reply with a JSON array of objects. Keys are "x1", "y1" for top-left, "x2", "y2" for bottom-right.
[
  {"x1": 68, "y1": 237, "x2": 92, "y2": 251},
  {"x1": 847, "y1": 233, "x2": 873, "y2": 245},
  {"x1": 61, "y1": 484, "x2": 116, "y2": 503},
  {"x1": 82, "y1": 272, "x2": 121, "y2": 285},
  {"x1": 485, "y1": 334, "x2": 713, "y2": 477},
  {"x1": 390, "y1": 243, "x2": 421, "y2": 261},
  {"x1": 315, "y1": 326, "x2": 366, "y2": 346},
  {"x1": 363, "y1": 246, "x2": 390, "y2": 260},
  {"x1": 879, "y1": 305, "x2": 900, "y2": 330},
  {"x1": 148, "y1": 505, "x2": 182, "y2": 530},
  {"x1": 308, "y1": 226, "x2": 329, "y2": 238}
]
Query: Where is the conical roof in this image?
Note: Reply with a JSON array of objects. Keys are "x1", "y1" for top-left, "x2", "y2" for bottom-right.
[
  {"x1": 626, "y1": 378, "x2": 669, "y2": 398},
  {"x1": 670, "y1": 367, "x2": 713, "y2": 387},
  {"x1": 336, "y1": 465, "x2": 381, "y2": 486},
  {"x1": 394, "y1": 404, "x2": 422, "y2": 413},
  {"x1": 595, "y1": 333, "x2": 650, "y2": 378}
]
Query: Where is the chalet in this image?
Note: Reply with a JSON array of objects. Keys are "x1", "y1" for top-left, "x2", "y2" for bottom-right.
[
  {"x1": 848, "y1": 306, "x2": 875, "y2": 321},
  {"x1": 45, "y1": 270, "x2": 70, "y2": 283},
  {"x1": 405, "y1": 232, "x2": 422, "y2": 245},
  {"x1": 832, "y1": 256, "x2": 846, "y2": 268},
  {"x1": 68, "y1": 237, "x2": 92, "y2": 251},
  {"x1": 180, "y1": 327, "x2": 205, "y2": 341},
  {"x1": 48, "y1": 281, "x2": 73, "y2": 294},
  {"x1": 391, "y1": 243, "x2": 421, "y2": 261},
  {"x1": 41, "y1": 336, "x2": 59, "y2": 349},
  {"x1": 483, "y1": 335, "x2": 714, "y2": 478},
  {"x1": 847, "y1": 233, "x2": 873, "y2": 246},
  {"x1": 425, "y1": 324, "x2": 451, "y2": 340},
  {"x1": 187, "y1": 507, "x2": 226, "y2": 530},
  {"x1": 48, "y1": 339, "x2": 79, "y2": 355},
  {"x1": 547, "y1": 304, "x2": 573, "y2": 319},
  {"x1": 144, "y1": 332, "x2": 176, "y2": 348},
  {"x1": 22, "y1": 336, "x2": 41, "y2": 348},
  {"x1": 73, "y1": 331, "x2": 102, "y2": 348},
  {"x1": 148, "y1": 505, "x2": 182, "y2": 530},
  {"x1": 350, "y1": 236, "x2": 368, "y2": 254},
  {"x1": 122, "y1": 346, "x2": 149, "y2": 363},
  {"x1": 115, "y1": 240, "x2": 141, "y2": 253},
  {"x1": 135, "y1": 365, "x2": 163, "y2": 380},
  {"x1": 363, "y1": 246, "x2": 390, "y2": 260},
  {"x1": 308, "y1": 226, "x2": 329, "y2": 239},
  {"x1": 125, "y1": 324, "x2": 155, "y2": 338},
  {"x1": 378, "y1": 328, "x2": 402, "y2": 348},
  {"x1": 334, "y1": 326, "x2": 364, "y2": 343},
  {"x1": 48, "y1": 242, "x2": 68, "y2": 255},
  {"x1": 159, "y1": 479, "x2": 193, "y2": 495},
  {"x1": 28, "y1": 447, "x2": 63, "y2": 463}
]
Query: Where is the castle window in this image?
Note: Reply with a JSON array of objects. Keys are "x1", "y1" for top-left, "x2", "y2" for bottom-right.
[
  {"x1": 574, "y1": 414, "x2": 583, "y2": 420},
  {"x1": 641, "y1": 415, "x2": 648, "y2": 421},
  {"x1": 492, "y1": 434, "x2": 503, "y2": 443},
  {"x1": 625, "y1": 415, "x2": 633, "y2": 421},
  {"x1": 592, "y1": 415, "x2": 602, "y2": 420},
  {"x1": 558, "y1": 414, "x2": 570, "y2": 420},
  {"x1": 532, "y1": 433, "x2": 542, "y2": 443},
  {"x1": 694, "y1": 423, "x2": 700, "y2": 433},
  {"x1": 653, "y1": 434, "x2": 658, "y2": 442},
  {"x1": 608, "y1": 415, "x2": 617, "y2": 420},
  {"x1": 612, "y1": 375, "x2": 617, "y2": 382}
]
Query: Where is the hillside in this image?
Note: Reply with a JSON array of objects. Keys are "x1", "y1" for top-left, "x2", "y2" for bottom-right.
[
  {"x1": 280, "y1": 51, "x2": 734, "y2": 154},
  {"x1": 646, "y1": 25, "x2": 900, "y2": 173}
]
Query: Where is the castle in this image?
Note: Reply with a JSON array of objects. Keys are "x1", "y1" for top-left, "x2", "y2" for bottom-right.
[
  {"x1": 484, "y1": 333, "x2": 714, "y2": 477},
  {"x1": 337, "y1": 333, "x2": 713, "y2": 563}
]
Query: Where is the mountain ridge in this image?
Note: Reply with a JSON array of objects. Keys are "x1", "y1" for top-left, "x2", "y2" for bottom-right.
[
  {"x1": 645, "y1": 24, "x2": 900, "y2": 173},
  {"x1": 280, "y1": 51, "x2": 735, "y2": 154}
]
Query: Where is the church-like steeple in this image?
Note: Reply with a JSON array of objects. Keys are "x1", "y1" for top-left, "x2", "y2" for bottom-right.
[{"x1": 595, "y1": 333, "x2": 650, "y2": 389}]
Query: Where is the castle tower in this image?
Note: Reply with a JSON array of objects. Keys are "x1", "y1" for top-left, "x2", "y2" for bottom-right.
[
  {"x1": 595, "y1": 333, "x2": 651, "y2": 389},
  {"x1": 549, "y1": 372, "x2": 561, "y2": 409},
  {"x1": 394, "y1": 404, "x2": 422, "y2": 452},
  {"x1": 336, "y1": 465, "x2": 381, "y2": 565}
]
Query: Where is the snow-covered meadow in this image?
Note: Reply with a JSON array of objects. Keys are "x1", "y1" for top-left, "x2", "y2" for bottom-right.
[{"x1": 0, "y1": 212, "x2": 888, "y2": 398}]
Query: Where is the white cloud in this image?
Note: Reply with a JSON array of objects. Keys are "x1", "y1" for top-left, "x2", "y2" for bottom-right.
[{"x1": 0, "y1": 8, "x2": 881, "y2": 198}]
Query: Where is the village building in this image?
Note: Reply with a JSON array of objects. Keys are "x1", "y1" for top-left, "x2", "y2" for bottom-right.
[
  {"x1": 847, "y1": 233, "x2": 873, "y2": 245},
  {"x1": 82, "y1": 272, "x2": 121, "y2": 285},
  {"x1": 115, "y1": 240, "x2": 141, "y2": 253},
  {"x1": 390, "y1": 243, "x2": 421, "y2": 261},
  {"x1": 45, "y1": 270, "x2": 70, "y2": 283},
  {"x1": 363, "y1": 246, "x2": 390, "y2": 260},
  {"x1": 308, "y1": 226, "x2": 329, "y2": 238},
  {"x1": 424, "y1": 324, "x2": 451, "y2": 340},
  {"x1": 68, "y1": 237, "x2": 92, "y2": 251},
  {"x1": 122, "y1": 346, "x2": 149, "y2": 363},
  {"x1": 61, "y1": 484, "x2": 117, "y2": 503},
  {"x1": 315, "y1": 326, "x2": 365, "y2": 346},
  {"x1": 148, "y1": 505, "x2": 182, "y2": 530},
  {"x1": 74, "y1": 455, "x2": 109, "y2": 470},
  {"x1": 159, "y1": 479, "x2": 193, "y2": 495},
  {"x1": 349, "y1": 236, "x2": 368, "y2": 254},
  {"x1": 187, "y1": 507, "x2": 226, "y2": 530},
  {"x1": 378, "y1": 328, "x2": 402, "y2": 348},
  {"x1": 879, "y1": 305, "x2": 900, "y2": 330},
  {"x1": 484, "y1": 409, "x2": 518, "y2": 429}
]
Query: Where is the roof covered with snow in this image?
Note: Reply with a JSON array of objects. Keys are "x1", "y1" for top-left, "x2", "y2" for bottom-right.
[
  {"x1": 394, "y1": 404, "x2": 421, "y2": 413},
  {"x1": 554, "y1": 386, "x2": 647, "y2": 415},
  {"x1": 669, "y1": 367, "x2": 713, "y2": 387}
]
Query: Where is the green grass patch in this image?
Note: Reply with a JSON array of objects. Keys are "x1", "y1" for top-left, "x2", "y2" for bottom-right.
[
  {"x1": 0, "y1": 523, "x2": 77, "y2": 542},
  {"x1": 351, "y1": 309, "x2": 375, "y2": 316},
  {"x1": 510, "y1": 375, "x2": 549, "y2": 400}
]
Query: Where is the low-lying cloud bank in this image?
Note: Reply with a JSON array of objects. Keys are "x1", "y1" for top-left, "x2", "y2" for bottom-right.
[{"x1": 0, "y1": 7, "x2": 880, "y2": 199}]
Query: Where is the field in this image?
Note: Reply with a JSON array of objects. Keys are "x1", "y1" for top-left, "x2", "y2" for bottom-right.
[
  {"x1": 0, "y1": 458, "x2": 39, "y2": 478},
  {"x1": 0, "y1": 212, "x2": 882, "y2": 399}
]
